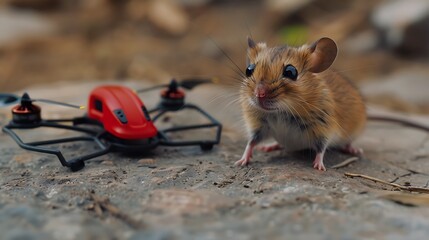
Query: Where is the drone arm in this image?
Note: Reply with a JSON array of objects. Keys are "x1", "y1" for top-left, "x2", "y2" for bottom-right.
[
  {"x1": 42, "y1": 119, "x2": 100, "y2": 135},
  {"x1": 25, "y1": 136, "x2": 96, "y2": 146},
  {"x1": 150, "y1": 109, "x2": 168, "y2": 122},
  {"x1": 155, "y1": 104, "x2": 222, "y2": 149}
]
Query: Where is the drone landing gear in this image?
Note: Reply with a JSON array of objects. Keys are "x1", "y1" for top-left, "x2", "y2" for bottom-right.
[
  {"x1": 3, "y1": 120, "x2": 111, "y2": 172},
  {"x1": 200, "y1": 143, "x2": 214, "y2": 151},
  {"x1": 150, "y1": 103, "x2": 221, "y2": 150}
]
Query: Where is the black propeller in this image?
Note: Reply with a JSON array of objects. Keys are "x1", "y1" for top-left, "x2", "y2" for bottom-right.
[
  {"x1": 137, "y1": 78, "x2": 217, "y2": 93},
  {"x1": 0, "y1": 92, "x2": 85, "y2": 109},
  {"x1": 0, "y1": 93, "x2": 19, "y2": 107}
]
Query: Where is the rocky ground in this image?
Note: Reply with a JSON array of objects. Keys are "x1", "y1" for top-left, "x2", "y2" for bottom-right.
[{"x1": 1, "y1": 81, "x2": 429, "y2": 239}]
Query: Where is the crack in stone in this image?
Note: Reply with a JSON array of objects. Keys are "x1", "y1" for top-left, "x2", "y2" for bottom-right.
[{"x1": 390, "y1": 173, "x2": 413, "y2": 184}]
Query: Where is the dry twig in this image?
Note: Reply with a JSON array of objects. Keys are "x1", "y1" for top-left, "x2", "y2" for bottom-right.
[
  {"x1": 331, "y1": 157, "x2": 359, "y2": 169},
  {"x1": 344, "y1": 172, "x2": 429, "y2": 194}
]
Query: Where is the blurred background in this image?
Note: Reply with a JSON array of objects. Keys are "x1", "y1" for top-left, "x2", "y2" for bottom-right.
[{"x1": 0, "y1": 0, "x2": 428, "y2": 114}]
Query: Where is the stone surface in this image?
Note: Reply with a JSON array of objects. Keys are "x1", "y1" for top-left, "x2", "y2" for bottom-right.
[
  {"x1": 147, "y1": 0, "x2": 190, "y2": 36},
  {"x1": 265, "y1": 0, "x2": 315, "y2": 14},
  {"x1": 1, "y1": 81, "x2": 429, "y2": 239},
  {"x1": 0, "y1": 9, "x2": 54, "y2": 45},
  {"x1": 371, "y1": 0, "x2": 429, "y2": 56},
  {"x1": 361, "y1": 68, "x2": 429, "y2": 113},
  {"x1": 6, "y1": 0, "x2": 60, "y2": 10}
]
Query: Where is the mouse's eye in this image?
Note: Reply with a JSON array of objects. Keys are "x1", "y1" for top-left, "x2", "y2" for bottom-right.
[
  {"x1": 283, "y1": 64, "x2": 298, "y2": 81},
  {"x1": 246, "y1": 64, "x2": 256, "y2": 77}
]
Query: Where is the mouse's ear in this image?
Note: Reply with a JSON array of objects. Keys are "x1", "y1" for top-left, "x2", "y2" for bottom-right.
[
  {"x1": 307, "y1": 37, "x2": 337, "y2": 73},
  {"x1": 248, "y1": 36, "x2": 256, "y2": 49},
  {"x1": 247, "y1": 36, "x2": 266, "y2": 64}
]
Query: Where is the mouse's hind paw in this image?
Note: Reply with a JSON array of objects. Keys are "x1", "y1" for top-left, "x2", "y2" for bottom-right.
[
  {"x1": 341, "y1": 143, "x2": 363, "y2": 156},
  {"x1": 256, "y1": 143, "x2": 281, "y2": 152}
]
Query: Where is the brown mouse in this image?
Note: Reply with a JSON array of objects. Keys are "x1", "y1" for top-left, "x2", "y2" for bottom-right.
[{"x1": 235, "y1": 37, "x2": 367, "y2": 171}]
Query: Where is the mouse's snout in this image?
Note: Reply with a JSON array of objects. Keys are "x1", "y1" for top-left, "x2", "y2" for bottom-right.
[
  {"x1": 253, "y1": 84, "x2": 277, "y2": 111},
  {"x1": 255, "y1": 84, "x2": 267, "y2": 98}
]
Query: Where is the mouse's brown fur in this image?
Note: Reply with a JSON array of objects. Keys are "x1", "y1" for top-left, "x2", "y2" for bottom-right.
[{"x1": 236, "y1": 37, "x2": 366, "y2": 171}]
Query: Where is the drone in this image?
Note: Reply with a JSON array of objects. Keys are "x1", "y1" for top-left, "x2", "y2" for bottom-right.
[{"x1": 0, "y1": 79, "x2": 222, "y2": 171}]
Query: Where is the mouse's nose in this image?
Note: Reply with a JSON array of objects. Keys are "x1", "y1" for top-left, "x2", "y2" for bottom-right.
[{"x1": 255, "y1": 85, "x2": 267, "y2": 98}]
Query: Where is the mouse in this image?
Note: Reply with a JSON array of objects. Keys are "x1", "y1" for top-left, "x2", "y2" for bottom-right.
[{"x1": 235, "y1": 37, "x2": 367, "y2": 171}]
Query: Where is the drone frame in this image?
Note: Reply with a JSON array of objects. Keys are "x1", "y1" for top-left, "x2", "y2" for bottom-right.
[
  {"x1": 150, "y1": 103, "x2": 222, "y2": 151},
  {"x1": 2, "y1": 118, "x2": 111, "y2": 171},
  {"x1": 2, "y1": 104, "x2": 222, "y2": 171}
]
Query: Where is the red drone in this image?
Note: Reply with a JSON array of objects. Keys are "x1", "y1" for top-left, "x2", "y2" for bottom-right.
[{"x1": 0, "y1": 79, "x2": 222, "y2": 171}]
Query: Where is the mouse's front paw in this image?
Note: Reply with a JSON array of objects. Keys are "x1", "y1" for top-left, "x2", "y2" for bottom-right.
[
  {"x1": 313, "y1": 161, "x2": 326, "y2": 171},
  {"x1": 235, "y1": 158, "x2": 250, "y2": 166},
  {"x1": 313, "y1": 153, "x2": 326, "y2": 171}
]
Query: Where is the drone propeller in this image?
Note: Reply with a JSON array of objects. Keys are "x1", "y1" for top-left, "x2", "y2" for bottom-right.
[
  {"x1": 0, "y1": 93, "x2": 19, "y2": 107},
  {"x1": 137, "y1": 77, "x2": 217, "y2": 93},
  {"x1": 0, "y1": 92, "x2": 85, "y2": 109},
  {"x1": 33, "y1": 98, "x2": 85, "y2": 109}
]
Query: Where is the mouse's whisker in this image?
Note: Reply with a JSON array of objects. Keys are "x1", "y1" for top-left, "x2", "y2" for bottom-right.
[
  {"x1": 209, "y1": 38, "x2": 246, "y2": 78},
  {"x1": 207, "y1": 92, "x2": 239, "y2": 105}
]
